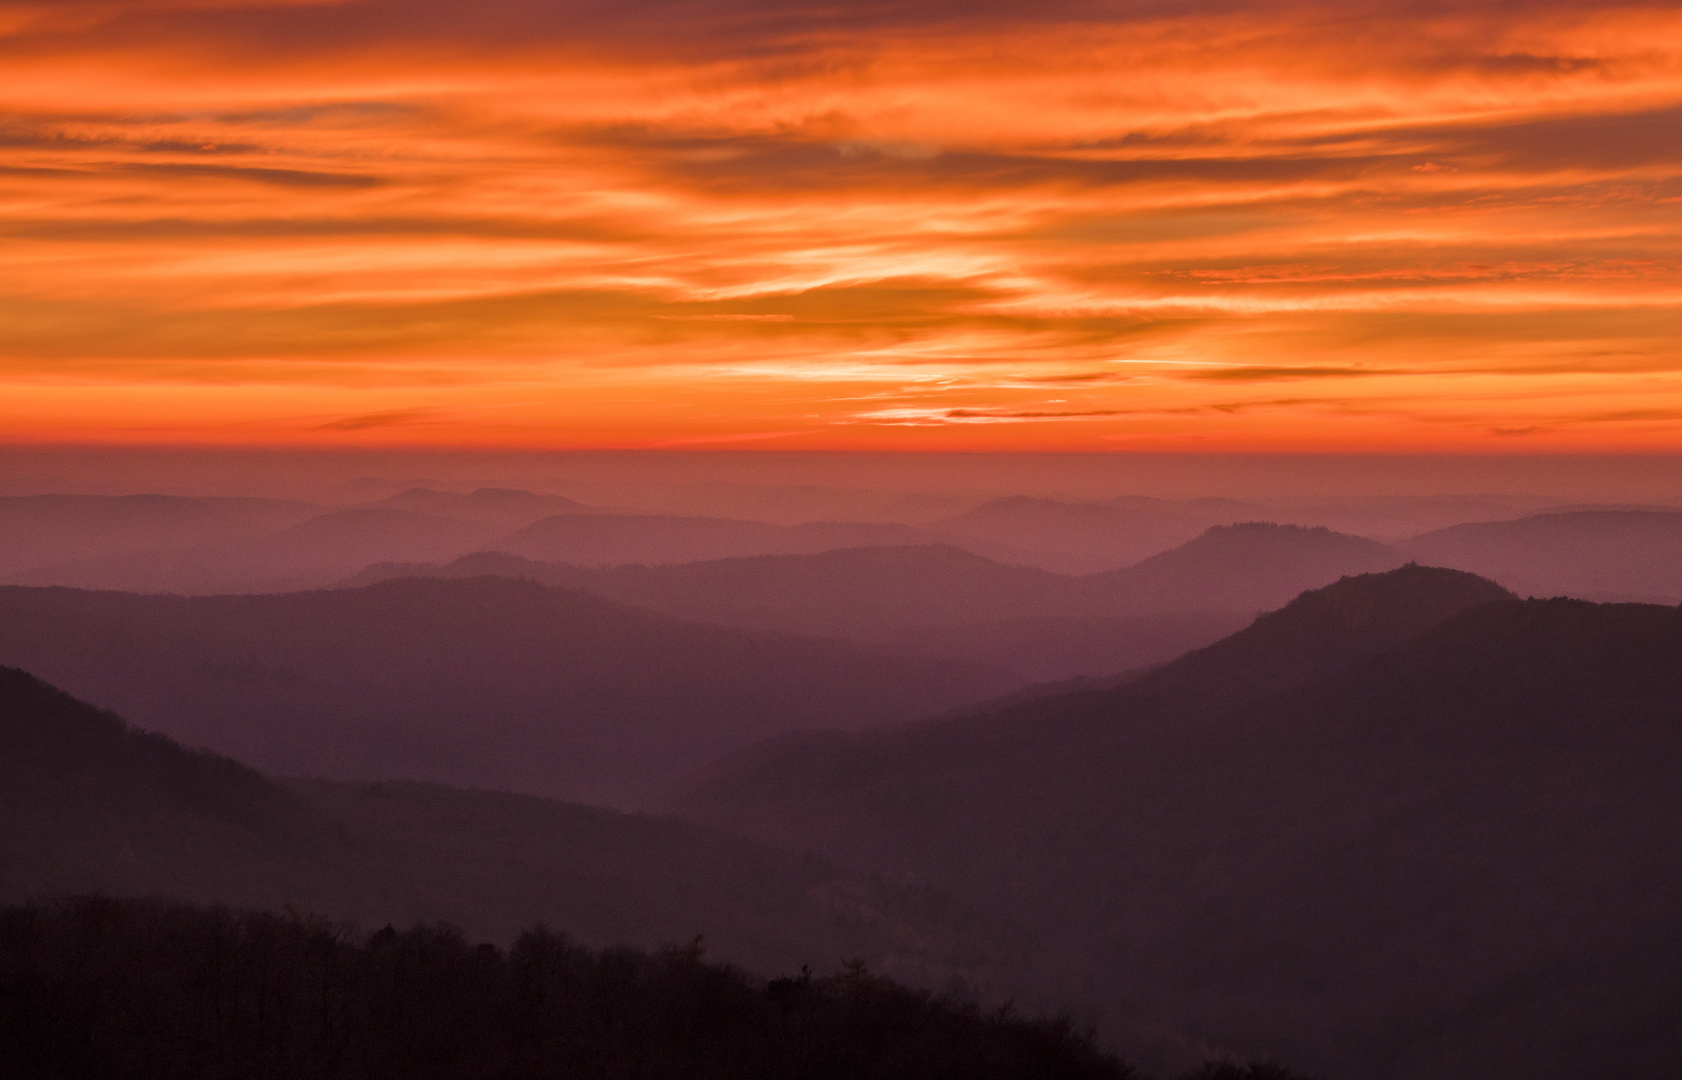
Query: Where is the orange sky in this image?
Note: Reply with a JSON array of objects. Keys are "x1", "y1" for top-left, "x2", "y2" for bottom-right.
[{"x1": 2, "y1": 0, "x2": 1681, "y2": 451}]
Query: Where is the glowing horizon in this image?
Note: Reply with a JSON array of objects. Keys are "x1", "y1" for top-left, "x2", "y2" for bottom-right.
[{"x1": 3, "y1": 0, "x2": 1681, "y2": 450}]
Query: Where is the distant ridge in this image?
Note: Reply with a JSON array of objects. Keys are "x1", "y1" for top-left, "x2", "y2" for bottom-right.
[
  {"x1": 368, "y1": 486, "x2": 592, "y2": 522},
  {"x1": 1119, "y1": 561, "x2": 1516, "y2": 706},
  {"x1": 0, "y1": 577, "x2": 1018, "y2": 808},
  {"x1": 496, "y1": 513, "x2": 941, "y2": 567},
  {"x1": 1076, "y1": 521, "x2": 1407, "y2": 615},
  {"x1": 0, "y1": 494, "x2": 321, "y2": 584},
  {"x1": 933, "y1": 495, "x2": 1253, "y2": 573},
  {"x1": 1405, "y1": 508, "x2": 1682, "y2": 601},
  {"x1": 352, "y1": 522, "x2": 1408, "y2": 623},
  {"x1": 337, "y1": 523, "x2": 1406, "y2": 681}
]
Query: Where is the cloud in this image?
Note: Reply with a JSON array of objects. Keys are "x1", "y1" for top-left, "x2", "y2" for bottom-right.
[
  {"x1": 850, "y1": 406, "x2": 1129, "y2": 425},
  {"x1": 317, "y1": 408, "x2": 434, "y2": 430},
  {"x1": 114, "y1": 161, "x2": 384, "y2": 187},
  {"x1": 1, "y1": 0, "x2": 1680, "y2": 449},
  {"x1": 1185, "y1": 366, "x2": 1391, "y2": 381}
]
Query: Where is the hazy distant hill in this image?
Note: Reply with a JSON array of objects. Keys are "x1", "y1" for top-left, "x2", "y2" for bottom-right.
[
  {"x1": 377, "y1": 523, "x2": 1405, "y2": 627},
  {"x1": 343, "y1": 524, "x2": 1400, "y2": 681},
  {"x1": 1076, "y1": 521, "x2": 1407, "y2": 614},
  {"x1": 424, "y1": 546, "x2": 1068, "y2": 637},
  {"x1": 343, "y1": 549, "x2": 1254, "y2": 682},
  {"x1": 255, "y1": 508, "x2": 512, "y2": 571},
  {"x1": 0, "y1": 494, "x2": 321, "y2": 582},
  {"x1": 1405, "y1": 509, "x2": 1682, "y2": 600},
  {"x1": 0, "y1": 577, "x2": 1016, "y2": 807},
  {"x1": 496, "y1": 513, "x2": 944, "y2": 567},
  {"x1": 679, "y1": 567, "x2": 1682, "y2": 1079},
  {"x1": 4, "y1": 488, "x2": 911, "y2": 594},
  {"x1": 0, "y1": 666, "x2": 1017, "y2": 987},
  {"x1": 18, "y1": 507, "x2": 517, "y2": 595},
  {"x1": 933, "y1": 495, "x2": 1256, "y2": 574},
  {"x1": 363, "y1": 486, "x2": 593, "y2": 522}
]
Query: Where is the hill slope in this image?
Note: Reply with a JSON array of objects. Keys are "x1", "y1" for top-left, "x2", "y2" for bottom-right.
[
  {"x1": 0, "y1": 578, "x2": 1017, "y2": 807},
  {"x1": 0, "y1": 666, "x2": 1020, "y2": 988},
  {"x1": 678, "y1": 567, "x2": 1682, "y2": 1079}
]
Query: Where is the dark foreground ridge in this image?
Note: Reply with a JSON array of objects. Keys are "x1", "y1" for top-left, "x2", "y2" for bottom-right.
[
  {"x1": 0, "y1": 896, "x2": 1139, "y2": 1080},
  {"x1": 680, "y1": 566, "x2": 1682, "y2": 1078}
]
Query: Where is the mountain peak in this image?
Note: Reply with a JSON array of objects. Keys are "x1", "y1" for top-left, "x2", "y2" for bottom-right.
[
  {"x1": 1256, "y1": 562, "x2": 1516, "y2": 641},
  {"x1": 1173, "y1": 520, "x2": 1389, "y2": 554},
  {"x1": 1134, "y1": 563, "x2": 1516, "y2": 705}
]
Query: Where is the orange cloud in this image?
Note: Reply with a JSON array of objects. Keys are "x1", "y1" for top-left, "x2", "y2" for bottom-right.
[{"x1": 1, "y1": 0, "x2": 1680, "y2": 450}]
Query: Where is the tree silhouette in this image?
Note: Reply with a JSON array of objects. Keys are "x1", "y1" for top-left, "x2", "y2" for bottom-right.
[{"x1": 0, "y1": 896, "x2": 1135, "y2": 1080}]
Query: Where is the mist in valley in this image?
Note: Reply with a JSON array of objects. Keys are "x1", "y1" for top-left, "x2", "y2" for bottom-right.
[{"x1": 5, "y1": 450, "x2": 1682, "y2": 1078}]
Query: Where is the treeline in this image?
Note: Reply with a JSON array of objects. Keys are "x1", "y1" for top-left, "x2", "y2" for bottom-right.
[{"x1": 0, "y1": 896, "x2": 1135, "y2": 1080}]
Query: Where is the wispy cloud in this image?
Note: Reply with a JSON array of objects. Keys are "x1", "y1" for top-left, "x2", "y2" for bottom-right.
[
  {"x1": 317, "y1": 408, "x2": 435, "y2": 430},
  {"x1": 0, "y1": 0, "x2": 1679, "y2": 448}
]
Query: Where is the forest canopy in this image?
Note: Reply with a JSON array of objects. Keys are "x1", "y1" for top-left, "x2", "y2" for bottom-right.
[{"x1": 0, "y1": 896, "x2": 1140, "y2": 1080}]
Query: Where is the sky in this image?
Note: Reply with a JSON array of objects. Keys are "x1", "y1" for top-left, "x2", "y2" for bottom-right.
[{"x1": 3, "y1": 0, "x2": 1681, "y2": 452}]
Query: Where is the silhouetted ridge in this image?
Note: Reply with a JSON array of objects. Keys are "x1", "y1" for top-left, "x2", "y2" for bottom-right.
[
  {"x1": 333, "y1": 524, "x2": 1408, "y2": 683},
  {"x1": 373, "y1": 486, "x2": 592, "y2": 521},
  {"x1": 333, "y1": 549, "x2": 545, "y2": 588},
  {"x1": 498, "y1": 512, "x2": 939, "y2": 568},
  {"x1": 1129, "y1": 562, "x2": 1515, "y2": 706},
  {"x1": 0, "y1": 665, "x2": 294, "y2": 831},
  {"x1": 681, "y1": 564, "x2": 1514, "y2": 799},
  {"x1": 442, "y1": 549, "x2": 551, "y2": 576},
  {"x1": 0, "y1": 577, "x2": 1016, "y2": 807},
  {"x1": 895, "y1": 563, "x2": 1516, "y2": 734},
  {"x1": 0, "y1": 896, "x2": 1134, "y2": 1080},
  {"x1": 678, "y1": 569, "x2": 1682, "y2": 1078},
  {"x1": 1076, "y1": 522, "x2": 1406, "y2": 614},
  {"x1": 932, "y1": 495, "x2": 1250, "y2": 573}
]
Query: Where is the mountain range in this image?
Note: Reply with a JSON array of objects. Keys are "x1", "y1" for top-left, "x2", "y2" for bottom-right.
[
  {"x1": 7, "y1": 510, "x2": 1682, "y2": 1079},
  {"x1": 346, "y1": 523, "x2": 1406, "y2": 681},
  {"x1": 0, "y1": 489, "x2": 986, "y2": 593},
  {"x1": 0, "y1": 577, "x2": 1015, "y2": 807},
  {"x1": 11, "y1": 488, "x2": 1682, "y2": 608}
]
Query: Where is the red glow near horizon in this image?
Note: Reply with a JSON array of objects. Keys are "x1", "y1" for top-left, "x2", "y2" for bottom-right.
[{"x1": 2, "y1": 0, "x2": 1681, "y2": 451}]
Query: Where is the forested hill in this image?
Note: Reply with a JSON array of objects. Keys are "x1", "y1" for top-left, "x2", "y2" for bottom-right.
[
  {"x1": 0, "y1": 896, "x2": 1139, "y2": 1080},
  {"x1": 679, "y1": 567, "x2": 1682, "y2": 1079}
]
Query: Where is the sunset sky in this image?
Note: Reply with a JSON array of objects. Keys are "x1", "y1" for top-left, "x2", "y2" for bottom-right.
[{"x1": 3, "y1": 0, "x2": 1681, "y2": 451}]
